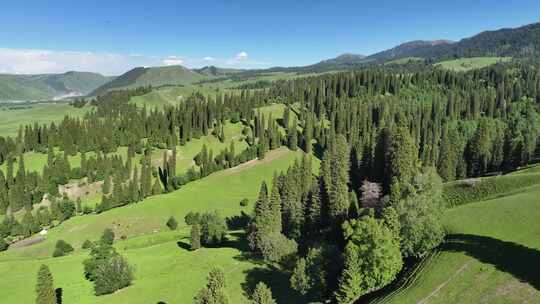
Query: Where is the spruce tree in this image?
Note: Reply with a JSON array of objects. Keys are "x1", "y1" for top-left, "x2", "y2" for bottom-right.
[
  {"x1": 194, "y1": 267, "x2": 229, "y2": 304},
  {"x1": 251, "y1": 282, "x2": 277, "y2": 304},
  {"x1": 191, "y1": 224, "x2": 201, "y2": 250},
  {"x1": 36, "y1": 264, "x2": 55, "y2": 304}
]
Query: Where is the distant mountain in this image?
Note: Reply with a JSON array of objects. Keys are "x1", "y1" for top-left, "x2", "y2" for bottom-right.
[
  {"x1": 193, "y1": 66, "x2": 244, "y2": 76},
  {"x1": 295, "y1": 53, "x2": 369, "y2": 72},
  {"x1": 367, "y1": 40, "x2": 454, "y2": 62},
  {"x1": 90, "y1": 65, "x2": 208, "y2": 96},
  {"x1": 368, "y1": 22, "x2": 540, "y2": 62},
  {"x1": 0, "y1": 71, "x2": 112, "y2": 101}
]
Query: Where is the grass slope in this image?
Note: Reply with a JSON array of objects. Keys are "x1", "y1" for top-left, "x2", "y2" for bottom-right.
[
  {"x1": 373, "y1": 171, "x2": 540, "y2": 304},
  {"x1": 0, "y1": 103, "x2": 89, "y2": 136},
  {"x1": 0, "y1": 148, "x2": 311, "y2": 303},
  {"x1": 0, "y1": 72, "x2": 111, "y2": 101},
  {"x1": 129, "y1": 85, "x2": 218, "y2": 108},
  {"x1": 435, "y1": 57, "x2": 511, "y2": 72},
  {"x1": 90, "y1": 66, "x2": 208, "y2": 96}
]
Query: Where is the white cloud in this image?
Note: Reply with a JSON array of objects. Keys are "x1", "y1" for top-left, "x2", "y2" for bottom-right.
[
  {"x1": 235, "y1": 51, "x2": 248, "y2": 60},
  {"x1": 163, "y1": 56, "x2": 184, "y2": 66},
  {"x1": 0, "y1": 48, "x2": 271, "y2": 75}
]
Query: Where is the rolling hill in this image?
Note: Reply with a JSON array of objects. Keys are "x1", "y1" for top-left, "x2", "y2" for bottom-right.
[
  {"x1": 89, "y1": 65, "x2": 208, "y2": 96},
  {"x1": 0, "y1": 71, "x2": 112, "y2": 101},
  {"x1": 193, "y1": 65, "x2": 244, "y2": 77}
]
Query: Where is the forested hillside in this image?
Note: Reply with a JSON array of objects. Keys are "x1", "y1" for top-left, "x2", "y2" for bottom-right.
[
  {"x1": 1, "y1": 59, "x2": 540, "y2": 303},
  {"x1": 367, "y1": 22, "x2": 540, "y2": 62}
]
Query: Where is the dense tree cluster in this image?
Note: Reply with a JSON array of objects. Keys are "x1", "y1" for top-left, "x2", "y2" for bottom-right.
[{"x1": 83, "y1": 229, "x2": 133, "y2": 296}]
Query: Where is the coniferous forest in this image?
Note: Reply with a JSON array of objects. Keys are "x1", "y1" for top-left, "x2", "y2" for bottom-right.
[{"x1": 1, "y1": 11, "x2": 540, "y2": 304}]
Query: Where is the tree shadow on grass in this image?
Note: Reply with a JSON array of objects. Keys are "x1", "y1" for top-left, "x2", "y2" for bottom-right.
[
  {"x1": 442, "y1": 234, "x2": 540, "y2": 289},
  {"x1": 176, "y1": 236, "x2": 192, "y2": 251},
  {"x1": 242, "y1": 266, "x2": 307, "y2": 303}
]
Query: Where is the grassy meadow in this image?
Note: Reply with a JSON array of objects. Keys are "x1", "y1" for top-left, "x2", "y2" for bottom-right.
[
  {"x1": 435, "y1": 57, "x2": 512, "y2": 72},
  {"x1": 0, "y1": 103, "x2": 89, "y2": 136},
  {"x1": 372, "y1": 168, "x2": 540, "y2": 304},
  {"x1": 0, "y1": 147, "x2": 315, "y2": 303}
]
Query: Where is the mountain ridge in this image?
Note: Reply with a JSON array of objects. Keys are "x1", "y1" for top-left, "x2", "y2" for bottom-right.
[{"x1": 0, "y1": 71, "x2": 112, "y2": 101}]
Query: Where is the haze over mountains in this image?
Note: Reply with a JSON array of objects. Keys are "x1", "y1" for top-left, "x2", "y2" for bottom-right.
[
  {"x1": 0, "y1": 72, "x2": 112, "y2": 102},
  {"x1": 1, "y1": 21, "x2": 539, "y2": 101}
]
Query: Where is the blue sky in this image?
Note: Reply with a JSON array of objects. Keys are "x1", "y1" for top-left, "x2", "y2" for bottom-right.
[{"x1": 0, "y1": 0, "x2": 539, "y2": 75}]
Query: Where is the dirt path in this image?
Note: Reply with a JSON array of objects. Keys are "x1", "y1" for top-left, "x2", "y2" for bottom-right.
[
  {"x1": 417, "y1": 262, "x2": 469, "y2": 304},
  {"x1": 11, "y1": 236, "x2": 45, "y2": 248},
  {"x1": 221, "y1": 148, "x2": 289, "y2": 175}
]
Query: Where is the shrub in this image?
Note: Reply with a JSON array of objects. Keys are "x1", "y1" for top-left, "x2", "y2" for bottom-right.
[
  {"x1": 52, "y1": 240, "x2": 74, "y2": 257},
  {"x1": 100, "y1": 228, "x2": 115, "y2": 245},
  {"x1": 239, "y1": 198, "x2": 249, "y2": 207},
  {"x1": 82, "y1": 239, "x2": 94, "y2": 249},
  {"x1": 0, "y1": 238, "x2": 8, "y2": 251},
  {"x1": 184, "y1": 211, "x2": 201, "y2": 225},
  {"x1": 83, "y1": 205, "x2": 93, "y2": 214},
  {"x1": 166, "y1": 216, "x2": 178, "y2": 230}
]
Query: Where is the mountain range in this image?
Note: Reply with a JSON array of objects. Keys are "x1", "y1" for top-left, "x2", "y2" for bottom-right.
[
  {"x1": 1, "y1": 21, "x2": 539, "y2": 101},
  {"x1": 0, "y1": 72, "x2": 113, "y2": 102}
]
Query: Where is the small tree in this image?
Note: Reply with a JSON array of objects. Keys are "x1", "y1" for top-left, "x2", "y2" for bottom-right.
[
  {"x1": 194, "y1": 267, "x2": 228, "y2": 304},
  {"x1": 81, "y1": 240, "x2": 94, "y2": 249},
  {"x1": 191, "y1": 224, "x2": 201, "y2": 251},
  {"x1": 0, "y1": 238, "x2": 8, "y2": 251},
  {"x1": 36, "y1": 264, "x2": 55, "y2": 304},
  {"x1": 199, "y1": 211, "x2": 227, "y2": 246},
  {"x1": 52, "y1": 240, "x2": 74, "y2": 257},
  {"x1": 166, "y1": 216, "x2": 178, "y2": 230},
  {"x1": 184, "y1": 211, "x2": 201, "y2": 225},
  {"x1": 101, "y1": 228, "x2": 115, "y2": 245},
  {"x1": 251, "y1": 282, "x2": 277, "y2": 304},
  {"x1": 76, "y1": 197, "x2": 82, "y2": 214},
  {"x1": 93, "y1": 255, "x2": 133, "y2": 296},
  {"x1": 239, "y1": 198, "x2": 249, "y2": 207},
  {"x1": 290, "y1": 258, "x2": 309, "y2": 295}
]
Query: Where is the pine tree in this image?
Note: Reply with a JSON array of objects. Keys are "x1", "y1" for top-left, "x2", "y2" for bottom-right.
[
  {"x1": 36, "y1": 264, "x2": 55, "y2": 304},
  {"x1": 288, "y1": 118, "x2": 298, "y2": 151},
  {"x1": 191, "y1": 224, "x2": 201, "y2": 250},
  {"x1": 385, "y1": 126, "x2": 418, "y2": 201},
  {"x1": 194, "y1": 267, "x2": 229, "y2": 304},
  {"x1": 152, "y1": 178, "x2": 162, "y2": 195},
  {"x1": 321, "y1": 135, "x2": 350, "y2": 229},
  {"x1": 251, "y1": 282, "x2": 277, "y2": 304},
  {"x1": 102, "y1": 174, "x2": 111, "y2": 195}
]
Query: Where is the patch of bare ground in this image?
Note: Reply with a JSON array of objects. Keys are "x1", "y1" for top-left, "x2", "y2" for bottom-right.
[
  {"x1": 11, "y1": 236, "x2": 45, "y2": 248},
  {"x1": 220, "y1": 148, "x2": 289, "y2": 175},
  {"x1": 59, "y1": 178, "x2": 103, "y2": 201}
]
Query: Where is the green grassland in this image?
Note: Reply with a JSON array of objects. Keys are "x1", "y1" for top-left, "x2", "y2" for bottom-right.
[
  {"x1": 435, "y1": 57, "x2": 512, "y2": 72},
  {"x1": 0, "y1": 147, "x2": 313, "y2": 303},
  {"x1": 129, "y1": 85, "x2": 219, "y2": 108},
  {"x1": 373, "y1": 169, "x2": 540, "y2": 304},
  {"x1": 0, "y1": 103, "x2": 89, "y2": 136}
]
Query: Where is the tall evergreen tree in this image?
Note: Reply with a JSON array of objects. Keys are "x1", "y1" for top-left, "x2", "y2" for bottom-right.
[{"x1": 36, "y1": 264, "x2": 55, "y2": 304}]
